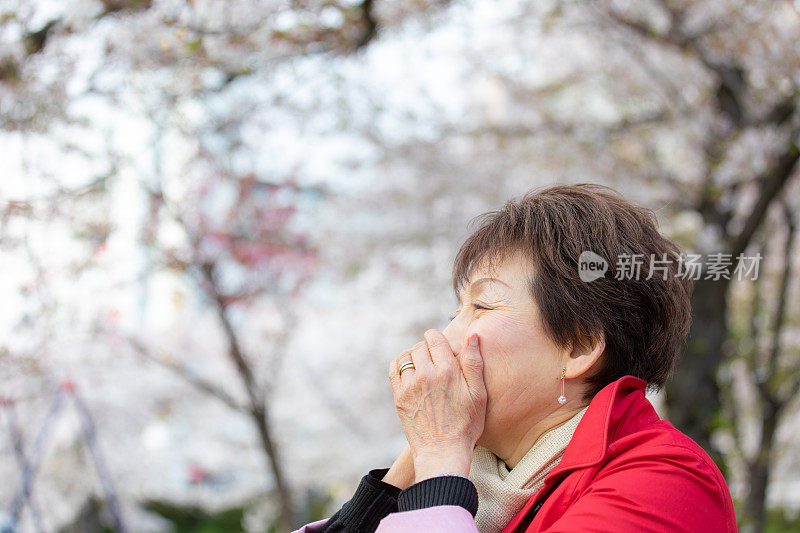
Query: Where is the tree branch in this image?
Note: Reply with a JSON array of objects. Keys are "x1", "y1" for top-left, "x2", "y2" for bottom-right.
[
  {"x1": 111, "y1": 330, "x2": 247, "y2": 413},
  {"x1": 747, "y1": 238, "x2": 767, "y2": 378},
  {"x1": 753, "y1": 96, "x2": 799, "y2": 127},
  {"x1": 766, "y1": 202, "x2": 796, "y2": 382},
  {"x1": 606, "y1": 2, "x2": 748, "y2": 125},
  {"x1": 199, "y1": 263, "x2": 266, "y2": 414},
  {"x1": 440, "y1": 108, "x2": 672, "y2": 140},
  {"x1": 788, "y1": 366, "x2": 800, "y2": 400},
  {"x1": 353, "y1": 0, "x2": 377, "y2": 50},
  {"x1": 730, "y1": 127, "x2": 800, "y2": 259},
  {"x1": 772, "y1": 203, "x2": 800, "y2": 407},
  {"x1": 718, "y1": 362, "x2": 747, "y2": 465}
]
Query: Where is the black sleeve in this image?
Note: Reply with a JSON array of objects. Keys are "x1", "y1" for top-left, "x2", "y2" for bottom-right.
[
  {"x1": 316, "y1": 468, "x2": 402, "y2": 533},
  {"x1": 397, "y1": 475, "x2": 479, "y2": 517},
  {"x1": 316, "y1": 471, "x2": 479, "y2": 532}
]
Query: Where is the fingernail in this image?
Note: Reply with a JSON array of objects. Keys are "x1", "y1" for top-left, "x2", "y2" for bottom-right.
[{"x1": 469, "y1": 334, "x2": 479, "y2": 346}]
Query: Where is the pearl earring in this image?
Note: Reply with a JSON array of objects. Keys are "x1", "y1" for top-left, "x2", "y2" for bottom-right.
[{"x1": 557, "y1": 367, "x2": 567, "y2": 405}]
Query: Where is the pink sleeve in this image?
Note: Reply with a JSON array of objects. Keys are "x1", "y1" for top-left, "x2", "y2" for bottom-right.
[
  {"x1": 376, "y1": 506, "x2": 479, "y2": 532},
  {"x1": 292, "y1": 518, "x2": 329, "y2": 532}
]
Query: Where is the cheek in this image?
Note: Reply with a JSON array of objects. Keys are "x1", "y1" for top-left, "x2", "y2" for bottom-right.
[
  {"x1": 475, "y1": 311, "x2": 560, "y2": 384},
  {"x1": 479, "y1": 348, "x2": 528, "y2": 404},
  {"x1": 480, "y1": 332, "x2": 560, "y2": 405}
]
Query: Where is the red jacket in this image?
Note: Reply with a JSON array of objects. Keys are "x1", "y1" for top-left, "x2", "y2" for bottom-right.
[
  {"x1": 298, "y1": 375, "x2": 738, "y2": 532},
  {"x1": 501, "y1": 374, "x2": 738, "y2": 532}
]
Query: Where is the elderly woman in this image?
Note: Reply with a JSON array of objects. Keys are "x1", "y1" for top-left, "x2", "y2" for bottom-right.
[{"x1": 295, "y1": 184, "x2": 737, "y2": 533}]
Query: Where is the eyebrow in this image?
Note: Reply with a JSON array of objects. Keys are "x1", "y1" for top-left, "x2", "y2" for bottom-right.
[{"x1": 456, "y1": 277, "x2": 510, "y2": 303}]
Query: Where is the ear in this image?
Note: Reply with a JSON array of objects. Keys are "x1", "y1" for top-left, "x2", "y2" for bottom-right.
[{"x1": 565, "y1": 330, "x2": 605, "y2": 379}]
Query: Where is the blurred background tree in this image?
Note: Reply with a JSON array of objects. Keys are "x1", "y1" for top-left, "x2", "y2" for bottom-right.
[{"x1": 1, "y1": 0, "x2": 799, "y2": 531}]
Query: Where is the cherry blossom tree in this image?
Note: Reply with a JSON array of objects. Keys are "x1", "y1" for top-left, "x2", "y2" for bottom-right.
[{"x1": 3, "y1": 0, "x2": 800, "y2": 531}]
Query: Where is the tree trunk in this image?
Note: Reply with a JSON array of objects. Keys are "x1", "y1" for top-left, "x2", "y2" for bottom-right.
[
  {"x1": 201, "y1": 264, "x2": 297, "y2": 531},
  {"x1": 745, "y1": 397, "x2": 780, "y2": 533},
  {"x1": 251, "y1": 404, "x2": 298, "y2": 531},
  {"x1": 664, "y1": 276, "x2": 731, "y2": 471}
]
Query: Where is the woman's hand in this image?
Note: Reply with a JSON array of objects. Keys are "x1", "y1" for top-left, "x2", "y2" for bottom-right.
[
  {"x1": 388, "y1": 329, "x2": 487, "y2": 483},
  {"x1": 382, "y1": 443, "x2": 415, "y2": 490}
]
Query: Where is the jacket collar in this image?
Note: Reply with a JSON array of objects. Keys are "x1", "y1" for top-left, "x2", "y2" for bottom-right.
[{"x1": 540, "y1": 374, "x2": 660, "y2": 491}]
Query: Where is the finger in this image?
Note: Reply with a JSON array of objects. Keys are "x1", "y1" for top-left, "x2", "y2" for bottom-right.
[
  {"x1": 397, "y1": 350, "x2": 415, "y2": 381},
  {"x1": 459, "y1": 333, "x2": 485, "y2": 390},
  {"x1": 388, "y1": 358, "x2": 401, "y2": 392},
  {"x1": 424, "y1": 329, "x2": 454, "y2": 367},
  {"x1": 410, "y1": 339, "x2": 434, "y2": 372}
]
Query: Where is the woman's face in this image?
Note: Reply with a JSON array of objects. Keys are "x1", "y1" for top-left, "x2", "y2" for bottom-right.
[{"x1": 442, "y1": 248, "x2": 573, "y2": 463}]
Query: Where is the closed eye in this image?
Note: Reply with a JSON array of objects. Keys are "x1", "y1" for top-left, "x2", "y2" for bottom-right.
[{"x1": 448, "y1": 303, "x2": 489, "y2": 321}]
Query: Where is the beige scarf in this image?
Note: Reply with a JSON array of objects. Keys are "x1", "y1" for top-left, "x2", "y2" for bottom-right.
[{"x1": 467, "y1": 405, "x2": 589, "y2": 533}]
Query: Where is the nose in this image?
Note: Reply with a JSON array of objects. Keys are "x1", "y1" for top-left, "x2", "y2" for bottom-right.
[{"x1": 442, "y1": 321, "x2": 464, "y2": 357}]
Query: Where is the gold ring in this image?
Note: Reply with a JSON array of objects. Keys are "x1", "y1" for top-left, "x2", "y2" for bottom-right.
[{"x1": 399, "y1": 361, "x2": 415, "y2": 377}]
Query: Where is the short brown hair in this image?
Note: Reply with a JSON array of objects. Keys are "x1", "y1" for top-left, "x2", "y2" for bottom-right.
[{"x1": 452, "y1": 183, "x2": 693, "y2": 403}]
